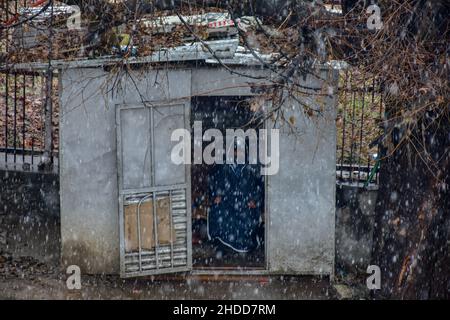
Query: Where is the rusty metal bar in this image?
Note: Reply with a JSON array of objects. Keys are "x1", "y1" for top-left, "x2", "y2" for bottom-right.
[
  {"x1": 377, "y1": 83, "x2": 384, "y2": 183},
  {"x1": 13, "y1": 72, "x2": 17, "y2": 163},
  {"x1": 31, "y1": 136, "x2": 34, "y2": 165},
  {"x1": 339, "y1": 71, "x2": 348, "y2": 179},
  {"x1": 42, "y1": 70, "x2": 53, "y2": 168},
  {"x1": 22, "y1": 73, "x2": 26, "y2": 162},
  {"x1": 349, "y1": 84, "x2": 356, "y2": 180},
  {"x1": 368, "y1": 77, "x2": 376, "y2": 175},
  {"x1": 358, "y1": 72, "x2": 366, "y2": 182},
  {"x1": 4, "y1": 72, "x2": 8, "y2": 163}
]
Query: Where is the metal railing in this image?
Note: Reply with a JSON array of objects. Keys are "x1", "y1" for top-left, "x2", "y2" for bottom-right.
[
  {"x1": 0, "y1": 70, "x2": 59, "y2": 172},
  {"x1": 336, "y1": 69, "x2": 385, "y2": 187},
  {"x1": 1, "y1": 0, "x2": 59, "y2": 173}
]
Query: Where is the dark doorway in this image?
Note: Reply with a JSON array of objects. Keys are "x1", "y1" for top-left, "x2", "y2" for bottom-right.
[{"x1": 191, "y1": 96, "x2": 266, "y2": 270}]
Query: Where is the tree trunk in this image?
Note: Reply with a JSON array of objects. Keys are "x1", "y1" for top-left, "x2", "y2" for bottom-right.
[{"x1": 371, "y1": 110, "x2": 450, "y2": 299}]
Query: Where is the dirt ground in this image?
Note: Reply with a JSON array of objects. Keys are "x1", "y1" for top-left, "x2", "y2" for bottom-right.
[
  {"x1": 0, "y1": 212, "x2": 367, "y2": 300},
  {"x1": 0, "y1": 242, "x2": 338, "y2": 300},
  {"x1": 0, "y1": 244, "x2": 337, "y2": 300},
  {"x1": 0, "y1": 264, "x2": 337, "y2": 300}
]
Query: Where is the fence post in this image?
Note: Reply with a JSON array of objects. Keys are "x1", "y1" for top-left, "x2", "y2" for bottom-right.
[
  {"x1": 40, "y1": 70, "x2": 53, "y2": 171},
  {"x1": 39, "y1": 1, "x2": 55, "y2": 171}
]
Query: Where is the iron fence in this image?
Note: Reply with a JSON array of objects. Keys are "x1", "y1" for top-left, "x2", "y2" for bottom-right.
[
  {"x1": 1, "y1": 0, "x2": 58, "y2": 172},
  {"x1": 336, "y1": 69, "x2": 385, "y2": 187},
  {"x1": 0, "y1": 70, "x2": 58, "y2": 172}
]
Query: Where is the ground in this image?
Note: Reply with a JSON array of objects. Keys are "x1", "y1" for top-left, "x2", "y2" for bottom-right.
[
  {"x1": 0, "y1": 262, "x2": 336, "y2": 300},
  {"x1": 0, "y1": 211, "x2": 367, "y2": 300}
]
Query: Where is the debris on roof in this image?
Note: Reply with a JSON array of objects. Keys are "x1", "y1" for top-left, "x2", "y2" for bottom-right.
[
  {"x1": 6, "y1": 4, "x2": 280, "y2": 67},
  {"x1": 18, "y1": 3, "x2": 76, "y2": 22}
]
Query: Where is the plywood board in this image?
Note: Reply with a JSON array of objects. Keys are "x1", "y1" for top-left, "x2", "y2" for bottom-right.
[{"x1": 124, "y1": 197, "x2": 174, "y2": 252}]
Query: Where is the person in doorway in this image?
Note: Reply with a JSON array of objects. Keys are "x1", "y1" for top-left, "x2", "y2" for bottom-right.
[{"x1": 207, "y1": 141, "x2": 264, "y2": 253}]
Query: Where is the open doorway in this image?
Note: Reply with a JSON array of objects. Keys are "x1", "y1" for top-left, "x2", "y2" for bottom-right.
[{"x1": 190, "y1": 96, "x2": 266, "y2": 270}]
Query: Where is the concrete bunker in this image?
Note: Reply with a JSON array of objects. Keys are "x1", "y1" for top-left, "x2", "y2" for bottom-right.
[{"x1": 18, "y1": 49, "x2": 340, "y2": 277}]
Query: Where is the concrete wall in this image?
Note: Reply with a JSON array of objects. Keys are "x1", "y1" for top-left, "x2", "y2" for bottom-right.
[
  {"x1": 59, "y1": 67, "x2": 191, "y2": 273},
  {"x1": 335, "y1": 184, "x2": 378, "y2": 274},
  {"x1": 0, "y1": 169, "x2": 59, "y2": 217},
  {"x1": 59, "y1": 64, "x2": 338, "y2": 275},
  {"x1": 0, "y1": 169, "x2": 60, "y2": 264},
  {"x1": 267, "y1": 69, "x2": 338, "y2": 275}
]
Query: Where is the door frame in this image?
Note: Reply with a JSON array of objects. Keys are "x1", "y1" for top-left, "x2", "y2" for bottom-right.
[{"x1": 189, "y1": 96, "x2": 271, "y2": 274}]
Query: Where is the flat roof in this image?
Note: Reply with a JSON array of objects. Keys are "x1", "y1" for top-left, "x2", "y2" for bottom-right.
[
  {"x1": 2, "y1": 38, "x2": 272, "y2": 72},
  {"x1": 2, "y1": 37, "x2": 343, "y2": 73}
]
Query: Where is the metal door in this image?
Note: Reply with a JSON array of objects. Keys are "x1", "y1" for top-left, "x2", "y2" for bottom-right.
[{"x1": 116, "y1": 101, "x2": 192, "y2": 277}]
